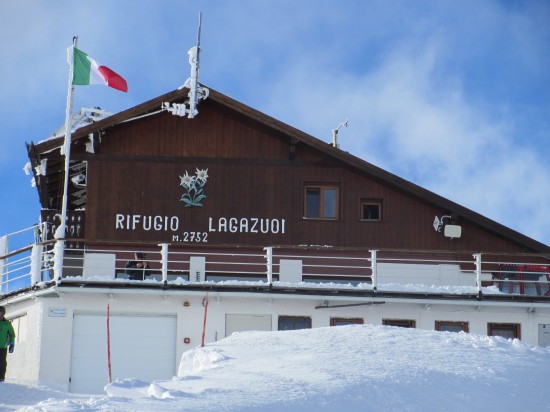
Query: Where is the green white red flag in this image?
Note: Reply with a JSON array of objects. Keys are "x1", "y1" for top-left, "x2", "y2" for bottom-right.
[{"x1": 72, "y1": 47, "x2": 128, "y2": 92}]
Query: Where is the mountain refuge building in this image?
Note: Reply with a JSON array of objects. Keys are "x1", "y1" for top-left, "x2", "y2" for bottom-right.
[{"x1": 1, "y1": 84, "x2": 550, "y2": 393}]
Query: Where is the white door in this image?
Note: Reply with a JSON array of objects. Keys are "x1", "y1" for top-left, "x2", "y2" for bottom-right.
[
  {"x1": 539, "y1": 324, "x2": 550, "y2": 347},
  {"x1": 70, "y1": 314, "x2": 176, "y2": 394},
  {"x1": 225, "y1": 314, "x2": 272, "y2": 337}
]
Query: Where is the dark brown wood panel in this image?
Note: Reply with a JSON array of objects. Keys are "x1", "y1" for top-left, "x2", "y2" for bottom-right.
[
  {"x1": 30, "y1": 87, "x2": 547, "y2": 254},
  {"x1": 85, "y1": 148, "x2": 534, "y2": 253}
]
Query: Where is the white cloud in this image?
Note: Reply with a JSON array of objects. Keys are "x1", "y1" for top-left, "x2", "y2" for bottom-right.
[
  {"x1": 259, "y1": 29, "x2": 550, "y2": 244},
  {"x1": 0, "y1": 0, "x2": 548, "y2": 245}
]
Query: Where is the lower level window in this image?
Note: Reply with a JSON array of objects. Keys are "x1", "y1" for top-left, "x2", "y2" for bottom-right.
[
  {"x1": 330, "y1": 318, "x2": 364, "y2": 326},
  {"x1": 488, "y1": 323, "x2": 521, "y2": 340},
  {"x1": 435, "y1": 321, "x2": 469, "y2": 333},
  {"x1": 278, "y1": 316, "x2": 312, "y2": 331},
  {"x1": 383, "y1": 319, "x2": 416, "y2": 328}
]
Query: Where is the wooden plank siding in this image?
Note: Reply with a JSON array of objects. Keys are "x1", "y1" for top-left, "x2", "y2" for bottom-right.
[
  {"x1": 78, "y1": 97, "x2": 533, "y2": 253},
  {"x1": 28, "y1": 86, "x2": 549, "y2": 255}
]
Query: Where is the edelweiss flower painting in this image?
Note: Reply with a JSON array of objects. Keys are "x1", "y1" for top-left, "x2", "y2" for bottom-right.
[{"x1": 180, "y1": 168, "x2": 208, "y2": 207}]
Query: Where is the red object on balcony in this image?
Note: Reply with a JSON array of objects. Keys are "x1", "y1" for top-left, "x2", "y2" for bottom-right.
[{"x1": 494, "y1": 264, "x2": 550, "y2": 296}]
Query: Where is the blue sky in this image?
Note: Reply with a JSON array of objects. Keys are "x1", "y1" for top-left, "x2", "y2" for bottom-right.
[{"x1": 1, "y1": 0, "x2": 549, "y2": 246}]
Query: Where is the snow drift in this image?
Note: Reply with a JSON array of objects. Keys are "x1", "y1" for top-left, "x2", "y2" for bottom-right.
[{"x1": 2, "y1": 325, "x2": 549, "y2": 411}]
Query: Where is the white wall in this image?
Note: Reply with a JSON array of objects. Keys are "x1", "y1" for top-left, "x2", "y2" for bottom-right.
[
  {"x1": 3, "y1": 288, "x2": 550, "y2": 390},
  {"x1": 4, "y1": 299, "x2": 42, "y2": 383},
  {"x1": 37, "y1": 303, "x2": 76, "y2": 390},
  {"x1": 378, "y1": 263, "x2": 476, "y2": 286}
]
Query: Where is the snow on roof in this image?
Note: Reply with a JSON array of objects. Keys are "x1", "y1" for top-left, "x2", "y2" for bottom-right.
[{"x1": 39, "y1": 107, "x2": 113, "y2": 144}]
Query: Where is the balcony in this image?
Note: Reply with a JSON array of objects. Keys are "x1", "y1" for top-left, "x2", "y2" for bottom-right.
[{"x1": 1, "y1": 226, "x2": 550, "y2": 301}]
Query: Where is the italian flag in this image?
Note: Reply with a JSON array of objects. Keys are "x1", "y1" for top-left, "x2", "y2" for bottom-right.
[{"x1": 72, "y1": 47, "x2": 128, "y2": 92}]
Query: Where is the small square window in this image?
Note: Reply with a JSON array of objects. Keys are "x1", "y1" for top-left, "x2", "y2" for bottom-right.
[{"x1": 360, "y1": 200, "x2": 382, "y2": 221}]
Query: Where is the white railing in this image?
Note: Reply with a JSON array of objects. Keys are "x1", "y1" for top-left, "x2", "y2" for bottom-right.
[
  {"x1": 1, "y1": 239, "x2": 550, "y2": 298},
  {"x1": 0, "y1": 224, "x2": 45, "y2": 294},
  {"x1": 0, "y1": 252, "x2": 32, "y2": 294}
]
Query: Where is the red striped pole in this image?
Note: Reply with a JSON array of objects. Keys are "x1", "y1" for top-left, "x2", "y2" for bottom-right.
[
  {"x1": 107, "y1": 304, "x2": 112, "y2": 383},
  {"x1": 201, "y1": 292, "x2": 209, "y2": 347}
]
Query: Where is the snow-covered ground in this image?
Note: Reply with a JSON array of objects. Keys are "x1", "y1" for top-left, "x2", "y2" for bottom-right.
[{"x1": 1, "y1": 325, "x2": 549, "y2": 411}]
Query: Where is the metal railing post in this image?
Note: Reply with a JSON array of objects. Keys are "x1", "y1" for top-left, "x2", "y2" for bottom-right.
[
  {"x1": 264, "y1": 246, "x2": 273, "y2": 284},
  {"x1": 159, "y1": 243, "x2": 168, "y2": 283},
  {"x1": 30, "y1": 244, "x2": 44, "y2": 285},
  {"x1": 473, "y1": 253, "x2": 482, "y2": 297},
  {"x1": 369, "y1": 249, "x2": 378, "y2": 291},
  {"x1": 53, "y1": 239, "x2": 64, "y2": 284}
]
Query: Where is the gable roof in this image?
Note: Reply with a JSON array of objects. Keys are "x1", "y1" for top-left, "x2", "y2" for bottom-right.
[{"x1": 27, "y1": 85, "x2": 550, "y2": 253}]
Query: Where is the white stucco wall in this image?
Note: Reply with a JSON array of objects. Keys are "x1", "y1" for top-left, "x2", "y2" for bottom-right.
[
  {"x1": 4, "y1": 298, "x2": 42, "y2": 383},
  {"x1": 2, "y1": 287, "x2": 550, "y2": 390},
  {"x1": 378, "y1": 263, "x2": 477, "y2": 287}
]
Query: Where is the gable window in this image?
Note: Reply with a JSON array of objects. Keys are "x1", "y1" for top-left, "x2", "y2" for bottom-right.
[
  {"x1": 435, "y1": 321, "x2": 469, "y2": 333},
  {"x1": 304, "y1": 185, "x2": 339, "y2": 219},
  {"x1": 488, "y1": 323, "x2": 521, "y2": 340},
  {"x1": 360, "y1": 199, "x2": 382, "y2": 221},
  {"x1": 383, "y1": 319, "x2": 416, "y2": 328}
]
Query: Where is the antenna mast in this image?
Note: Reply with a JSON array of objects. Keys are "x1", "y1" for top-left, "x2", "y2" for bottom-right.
[
  {"x1": 186, "y1": 12, "x2": 209, "y2": 119},
  {"x1": 332, "y1": 119, "x2": 348, "y2": 148},
  {"x1": 166, "y1": 12, "x2": 209, "y2": 119},
  {"x1": 196, "y1": 11, "x2": 202, "y2": 75},
  {"x1": 191, "y1": 12, "x2": 202, "y2": 115}
]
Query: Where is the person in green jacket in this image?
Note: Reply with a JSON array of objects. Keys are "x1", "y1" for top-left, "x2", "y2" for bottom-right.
[{"x1": 0, "y1": 305, "x2": 15, "y2": 382}]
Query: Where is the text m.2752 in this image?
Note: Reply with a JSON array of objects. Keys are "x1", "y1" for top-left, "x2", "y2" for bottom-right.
[{"x1": 172, "y1": 232, "x2": 208, "y2": 243}]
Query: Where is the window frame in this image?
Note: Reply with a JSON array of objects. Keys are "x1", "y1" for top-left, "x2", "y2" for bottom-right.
[
  {"x1": 487, "y1": 323, "x2": 521, "y2": 340},
  {"x1": 278, "y1": 315, "x2": 312, "y2": 331},
  {"x1": 435, "y1": 321, "x2": 469, "y2": 333},
  {"x1": 360, "y1": 199, "x2": 383, "y2": 222},
  {"x1": 330, "y1": 317, "x2": 364, "y2": 326},
  {"x1": 303, "y1": 184, "x2": 340, "y2": 220},
  {"x1": 382, "y1": 319, "x2": 416, "y2": 328}
]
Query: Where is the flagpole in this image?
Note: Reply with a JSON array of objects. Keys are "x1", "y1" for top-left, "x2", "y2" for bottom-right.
[
  {"x1": 193, "y1": 12, "x2": 202, "y2": 111},
  {"x1": 54, "y1": 36, "x2": 78, "y2": 280}
]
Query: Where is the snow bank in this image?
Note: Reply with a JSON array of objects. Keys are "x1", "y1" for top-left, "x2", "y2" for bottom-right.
[
  {"x1": 2, "y1": 325, "x2": 550, "y2": 411},
  {"x1": 178, "y1": 347, "x2": 228, "y2": 376}
]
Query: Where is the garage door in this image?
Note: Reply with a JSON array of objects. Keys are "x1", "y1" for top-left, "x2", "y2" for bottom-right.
[
  {"x1": 70, "y1": 314, "x2": 177, "y2": 394},
  {"x1": 226, "y1": 314, "x2": 272, "y2": 337}
]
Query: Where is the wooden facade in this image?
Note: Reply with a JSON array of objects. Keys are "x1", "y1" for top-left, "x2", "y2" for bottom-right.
[
  {"x1": 27, "y1": 87, "x2": 550, "y2": 255},
  {"x1": 6, "y1": 85, "x2": 550, "y2": 392}
]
